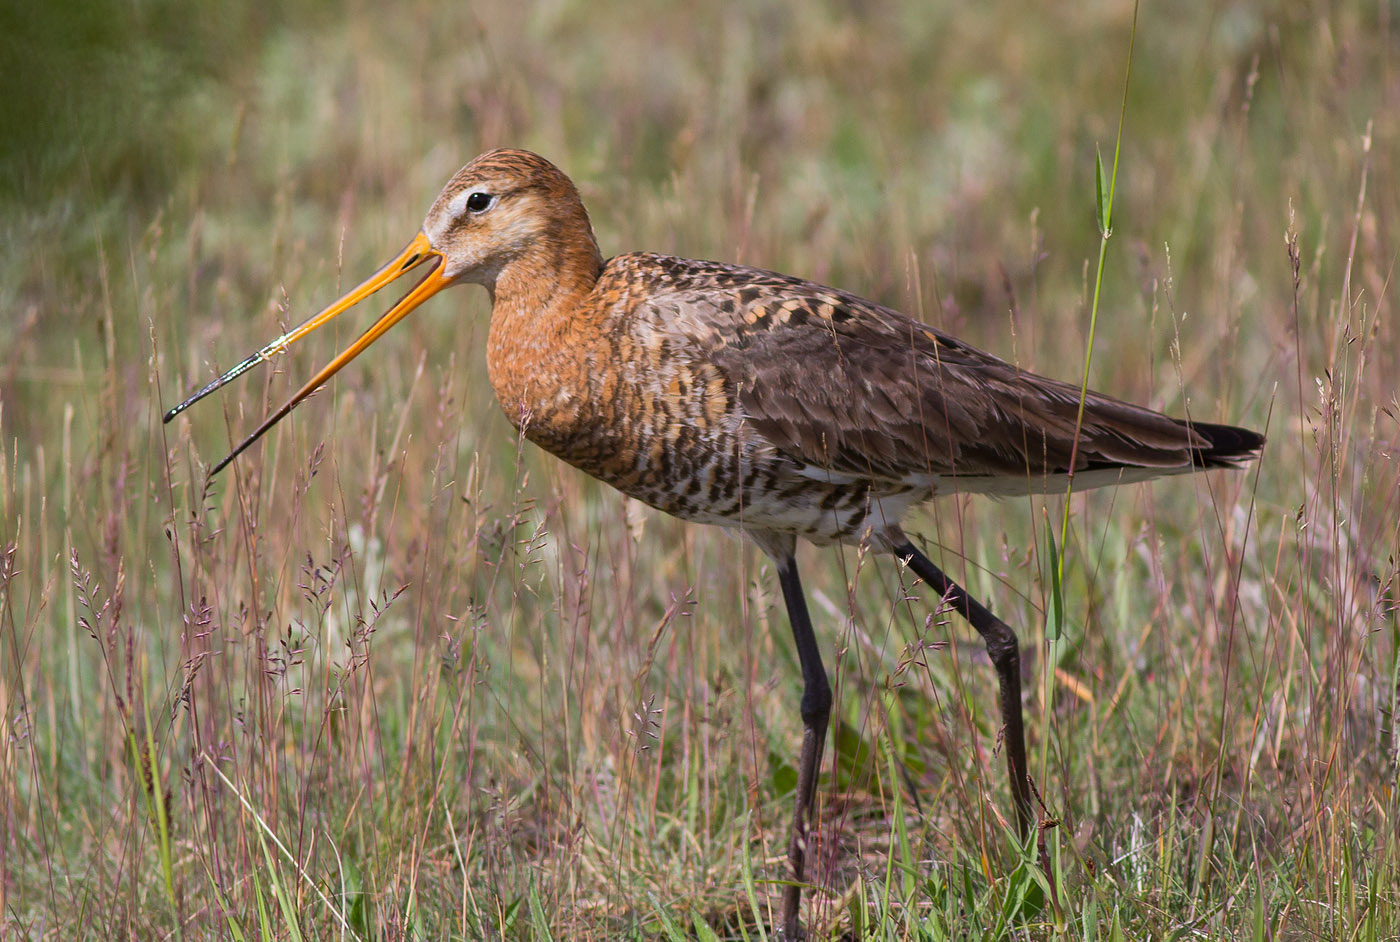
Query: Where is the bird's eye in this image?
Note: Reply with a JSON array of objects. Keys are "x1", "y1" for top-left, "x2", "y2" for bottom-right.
[{"x1": 465, "y1": 191, "x2": 495, "y2": 213}]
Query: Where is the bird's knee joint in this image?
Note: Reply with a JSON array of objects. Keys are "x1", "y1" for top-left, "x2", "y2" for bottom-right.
[
  {"x1": 800, "y1": 682, "x2": 831, "y2": 722},
  {"x1": 985, "y1": 632, "x2": 1020, "y2": 670}
]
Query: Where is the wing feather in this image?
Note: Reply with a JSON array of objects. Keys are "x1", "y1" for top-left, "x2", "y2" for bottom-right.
[{"x1": 617, "y1": 254, "x2": 1257, "y2": 488}]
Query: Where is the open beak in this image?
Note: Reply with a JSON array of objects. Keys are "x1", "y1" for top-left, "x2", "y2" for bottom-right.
[{"x1": 164, "y1": 230, "x2": 452, "y2": 475}]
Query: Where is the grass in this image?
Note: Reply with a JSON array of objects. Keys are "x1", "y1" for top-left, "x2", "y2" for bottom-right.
[{"x1": 2, "y1": 0, "x2": 1398, "y2": 937}]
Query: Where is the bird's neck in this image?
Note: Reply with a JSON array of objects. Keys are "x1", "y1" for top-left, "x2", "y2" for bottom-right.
[{"x1": 485, "y1": 227, "x2": 606, "y2": 433}]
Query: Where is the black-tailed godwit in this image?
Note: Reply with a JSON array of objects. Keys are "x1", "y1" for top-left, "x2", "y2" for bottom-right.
[{"x1": 166, "y1": 149, "x2": 1264, "y2": 938}]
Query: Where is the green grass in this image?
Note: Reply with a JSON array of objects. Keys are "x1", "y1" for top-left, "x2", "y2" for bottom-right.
[{"x1": 3, "y1": 0, "x2": 1398, "y2": 938}]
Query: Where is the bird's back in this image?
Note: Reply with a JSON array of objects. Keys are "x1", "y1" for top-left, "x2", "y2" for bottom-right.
[{"x1": 491, "y1": 251, "x2": 1262, "y2": 545}]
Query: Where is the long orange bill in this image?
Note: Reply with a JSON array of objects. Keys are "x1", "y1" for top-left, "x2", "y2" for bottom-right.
[{"x1": 164, "y1": 231, "x2": 453, "y2": 475}]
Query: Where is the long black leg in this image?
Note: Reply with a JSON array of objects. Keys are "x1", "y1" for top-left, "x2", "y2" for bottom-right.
[
  {"x1": 774, "y1": 555, "x2": 831, "y2": 940},
  {"x1": 892, "y1": 541, "x2": 1040, "y2": 852}
]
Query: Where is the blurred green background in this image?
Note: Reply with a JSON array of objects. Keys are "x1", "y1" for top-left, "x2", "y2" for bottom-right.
[{"x1": 1, "y1": 1, "x2": 1396, "y2": 938}]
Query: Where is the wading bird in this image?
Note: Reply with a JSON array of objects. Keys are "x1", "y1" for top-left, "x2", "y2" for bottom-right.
[{"x1": 166, "y1": 149, "x2": 1263, "y2": 939}]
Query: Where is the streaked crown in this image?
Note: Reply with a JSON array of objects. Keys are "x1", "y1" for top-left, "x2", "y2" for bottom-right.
[{"x1": 423, "y1": 149, "x2": 601, "y2": 286}]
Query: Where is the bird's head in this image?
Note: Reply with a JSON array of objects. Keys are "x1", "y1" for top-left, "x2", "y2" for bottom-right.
[
  {"x1": 423, "y1": 149, "x2": 599, "y2": 288},
  {"x1": 163, "y1": 148, "x2": 599, "y2": 474}
]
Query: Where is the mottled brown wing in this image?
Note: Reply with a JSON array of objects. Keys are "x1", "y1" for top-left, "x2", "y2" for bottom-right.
[
  {"x1": 634, "y1": 255, "x2": 1221, "y2": 486},
  {"x1": 729, "y1": 323, "x2": 1216, "y2": 484}
]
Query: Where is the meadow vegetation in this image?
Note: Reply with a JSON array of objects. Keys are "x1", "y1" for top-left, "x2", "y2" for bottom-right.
[{"x1": 1, "y1": 0, "x2": 1397, "y2": 938}]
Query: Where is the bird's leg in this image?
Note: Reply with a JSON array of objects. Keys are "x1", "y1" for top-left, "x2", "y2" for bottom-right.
[
  {"x1": 893, "y1": 541, "x2": 1052, "y2": 878},
  {"x1": 774, "y1": 555, "x2": 831, "y2": 941}
]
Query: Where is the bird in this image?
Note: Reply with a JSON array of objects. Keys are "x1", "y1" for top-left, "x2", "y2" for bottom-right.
[{"x1": 165, "y1": 148, "x2": 1264, "y2": 938}]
